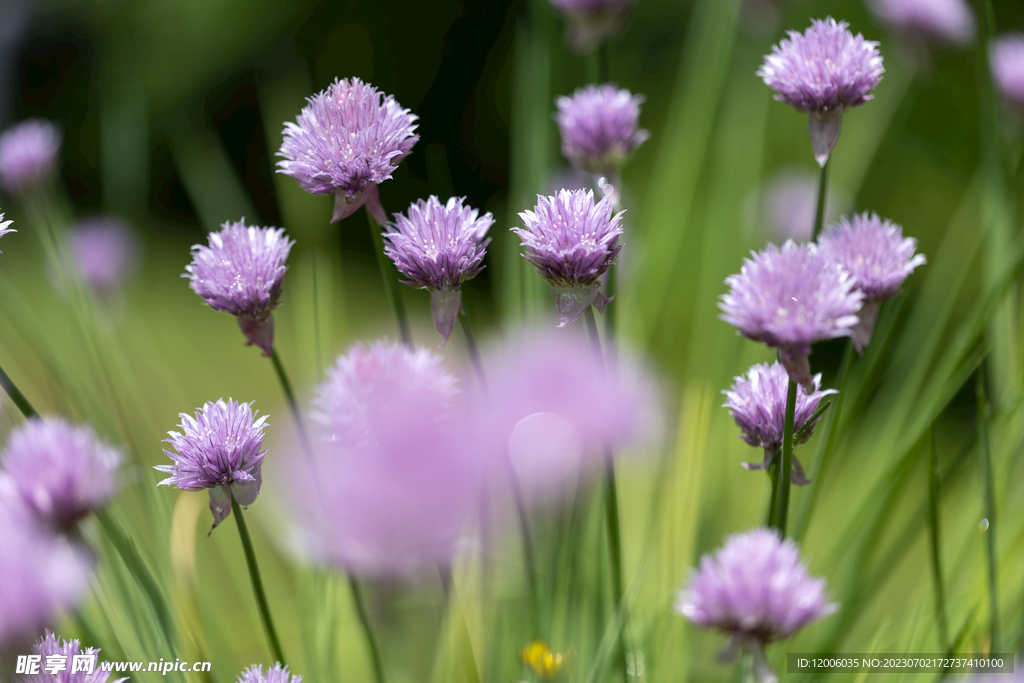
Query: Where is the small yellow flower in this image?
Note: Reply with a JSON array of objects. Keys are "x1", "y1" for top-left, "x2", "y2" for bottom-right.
[{"x1": 520, "y1": 641, "x2": 566, "y2": 680}]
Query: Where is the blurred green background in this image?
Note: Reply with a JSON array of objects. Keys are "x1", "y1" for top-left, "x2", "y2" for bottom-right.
[{"x1": 3, "y1": 0, "x2": 1024, "y2": 681}]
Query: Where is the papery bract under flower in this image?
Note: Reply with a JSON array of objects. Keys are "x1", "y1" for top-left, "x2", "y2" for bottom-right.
[
  {"x1": 676, "y1": 528, "x2": 835, "y2": 681},
  {"x1": 285, "y1": 341, "x2": 478, "y2": 577},
  {"x1": 0, "y1": 119, "x2": 61, "y2": 195},
  {"x1": 277, "y1": 78, "x2": 419, "y2": 223},
  {"x1": 990, "y1": 35, "x2": 1024, "y2": 108},
  {"x1": 817, "y1": 212, "x2": 925, "y2": 351},
  {"x1": 555, "y1": 84, "x2": 649, "y2": 175},
  {"x1": 719, "y1": 241, "x2": 863, "y2": 388},
  {"x1": 67, "y1": 217, "x2": 140, "y2": 294},
  {"x1": 514, "y1": 189, "x2": 624, "y2": 327},
  {"x1": 758, "y1": 18, "x2": 884, "y2": 165},
  {"x1": 723, "y1": 361, "x2": 835, "y2": 484},
  {"x1": 22, "y1": 630, "x2": 127, "y2": 683},
  {"x1": 237, "y1": 663, "x2": 302, "y2": 683},
  {"x1": 548, "y1": 0, "x2": 635, "y2": 52},
  {"x1": 2, "y1": 417, "x2": 120, "y2": 531},
  {"x1": 185, "y1": 219, "x2": 294, "y2": 357},
  {"x1": 155, "y1": 399, "x2": 269, "y2": 532},
  {"x1": 0, "y1": 488, "x2": 90, "y2": 648},
  {"x1": 868, "y1": 0, "x2": 976, "y2": 46},
  {"x1": 383, "y1": 196, "x2": 493, "y2": 345}
]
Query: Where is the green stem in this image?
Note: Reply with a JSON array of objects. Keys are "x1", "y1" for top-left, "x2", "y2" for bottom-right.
[
  {"x1": 0, "y1": 362, "x2": 37, "y2": 417},
  {"x1": 459, "y1": 316, "x2": 488, "y2": 391},
  {"x1": 269, "y1": 348, "x2": 314, "y2": 459},
  {"x1": 367, "y1": 212, "x2": 412, "y2": 346},
  {"x1": 509, "y1": 466, "x2": 543, "y2": 638},
  {"x1": 231, "y1": 497, "x2": 287, "y2": 665},
  {"x1": 438, "y1": 565, "x2": 481, "y2": 683},
  {"x1": 794, "y1": 340, "x2": 854, "y2": 543},
  {"x1": 347, "y1": 574, "x2": 388, "y2": 683},
  {"x1": 766, "y1": 455, "x2": 780, "y2": 528},
  {"x1": 976, "y1": 369, "x2": 999, "y2": 653},
  {"x1": 811, "y1": 156, "x2": 830, "y2": 240},
  {"x1": 96, "y1": 508, "x2": 175, "y2": 648},
  {"x1": 774, "y1": 379, "x2": 798, "y2": 536},
  {"x1": 927, "y1": 423, "x2": 950, "y2": 652},
  {"x1": 584, "y1": 306, "x2": 628, "y2": 680}
]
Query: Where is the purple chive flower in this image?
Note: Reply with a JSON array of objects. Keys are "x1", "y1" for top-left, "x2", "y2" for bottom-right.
[
  {"x1": 284, "y1": 341, "x2": 478, "y2": 577},
  {"x1": 758, "y1": 18, "x2": 885, "y2": 166},
  {"x1": 67, "y1": 217, "x2": 140, "y2": 295},
  {"x1": 990, "y1": 35, "x2": 1024, "y2": 108},
  {"x1": 0, "y1": 119, "x2": 61, "y2": 195},
  {"x1": 185, "y1": 219, "x2": 294, "y2": 357},
  {"x1": 555, "y1": 84, "x2": 649, "y2": 176},
  {"x1": 22, "y1": 630, "x2": 127, "y2": 683},
  {"x1": 868, "y1": 0, "x2": 975, "y2": 46},
  {"x1": 237, "y1": 663, "x2": 302, "y2": 683},
  {"x1": 1, "y1": 418, "x2": 120, "y2": 532},
  {"x1": 676, "y1": 528, "x2": 836, "y2": 683},
  {"x1": 548, "y1": 0, "x2": 635, "y2": 52},
  {"x1": 514, "y1": 189, "x2": 624, "y2": 327},
  {"x1": 277, "y1": 78, "x2": 419, "y2": 223},
  {"x1": 817, "y1": 212, "x2": 925, "y2": 352},
  {"x1": 383, "y1": 196, "x2": 494, "y2": 345},
  {"x1": 719, "y1": 241, "x2": 863, "y2": 389},
  {"x1": 476, "y1": 328, "x2": 657, "y2": 499},
  {"x1": 156, "y1": 399, "x2": 268, "y2": 532},
  {"x1": 0, "y1": 491, "x2": 90, "y2": 648},
  {"x1": 724, "y1": 362, "x2": 836, "y2": 485}
]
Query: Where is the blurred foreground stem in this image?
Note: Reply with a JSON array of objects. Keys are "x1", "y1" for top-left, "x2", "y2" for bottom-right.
[
  {"x1": 366, "y1": 211, "x2": 411, "y2": 346},
  {"x1": 438, "y1": 565, "x2": 481, "y2": 683},
  {"x1": 348, "y1": 574, "x2": 388, "y2": 683},
  {"x1": 584, "y1": 306, "x2": 628, "y2": 680},
  {"x1": 976, "y1": 369, "x2": 999, "y2": 653},
  {"x1": 231, "y1": 497, "x2": 287, "y2": 666},
  {"x1": 773, "y1": 379, "x2": 798, "y2": 536},
  {"x1": 0, "y1": 362, "x2": 37, "y2": 417}
]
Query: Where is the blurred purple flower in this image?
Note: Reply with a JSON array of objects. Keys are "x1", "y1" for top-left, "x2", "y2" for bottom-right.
[
  {"x1": 2, "y1": 417, "x2": 120, "y2": 532},
  {"x1": 285, "y1": 341, "x2": 478, "y2": 577},
  {"x1": 155, "y1": 399, "x2": 268, "y2": 532},
  {"x1": 676, "y1": 528, "x2": 836, "y2": 682},
  {"x1": 548, "y1": 0, "x2": 634, "y2": 52},
  {"x1": 555, "y1": 84, "x2": 649, "y2": 176},
  {"x1": 990, "y1": 35, "x2": 1024, "y2": 108},
  {"x1": 868, "y1": 0, "x2": 975, "y2": 46},
  {"x1": 277, "y1": 78, "x2": 419, "y2": 223},
  {"x1": 383, "y1": 196, "x2": 493, "y2": 345},
  {"x1": 22, "y1": 630, "x2": 127, "y2": 683},
  {"x1": 67, "y1": 217, "x2": 140, "y2": 294},
  {"x1": 0, "y1": 119, "x2": 61, "y2": 195},
  {"x1": 514, "y1": 189, "x2": 624, "y2": 327},
  {"x1": 719, "y1": 241, "x2": 863, "y2": 389},
  {"x1": 237, "y1": 663, "x2": 302, "y2": 683},
  {"x1": 757, "y1": 168, "x2": 846, "y2": 243},
  {"x1": 817, "y1": 212, "x2": 925, "y2": 352},
  {"x1": 185, "y1": 219, "x2": 294, "y2": 357},
  {"x1": 758, "y1": 18, "x2": 884, "y2": 165},
  {"x1": 0, "y1": 489, "x2": 90, "y2": 648},
  {"x1": 724, "y1": 361, "x2": 835, "y2": 485},
  {"x1": 475, "y1": 328, "x2": 657, "y2": 500}
]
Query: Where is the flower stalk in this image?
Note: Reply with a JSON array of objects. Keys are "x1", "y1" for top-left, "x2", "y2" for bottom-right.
[
  {"x1": 367, "y1": 211, "x2": 412, "y2": 346},
  {"x1": 231, "y1": 496, "x2": 287, "y2": 666},
  {"x1": 347, "y1": 574, "x2": 388, "y2": 683},
  {"x1": 773, "y1": 379, "x2": 798, "y2": 536}
]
